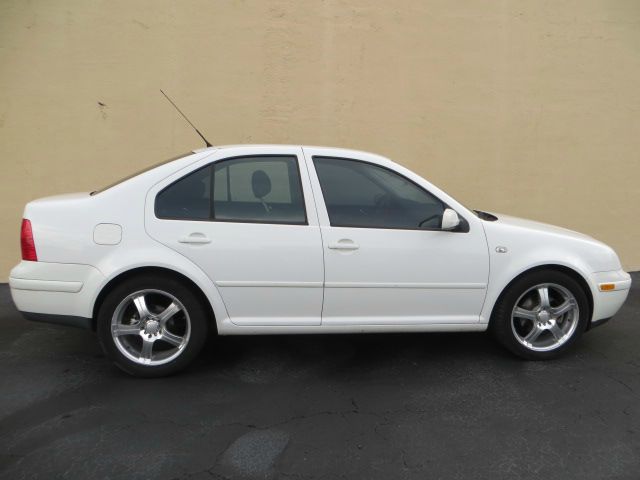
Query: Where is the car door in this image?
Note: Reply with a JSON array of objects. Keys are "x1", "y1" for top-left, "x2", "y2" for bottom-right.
[
  {"x1": 145, "y1": 146, "x2": 324, "y2": 326},
  {"x1": 303, "y1": 147, "x2": 490, "y2": 326}
]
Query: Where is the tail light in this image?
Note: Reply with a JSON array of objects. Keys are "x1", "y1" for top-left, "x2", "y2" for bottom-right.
[{"x1": 20, "y1": 219, "x2": 38, "y2": 261}]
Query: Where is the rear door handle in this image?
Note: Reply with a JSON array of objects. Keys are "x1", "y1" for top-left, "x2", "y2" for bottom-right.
[
  {"x1": 328, "y1": 240, "x2": 359, "y2": 251},
  {"x1": 178, "y1": 233, "x2": 211, "y2": 244}
]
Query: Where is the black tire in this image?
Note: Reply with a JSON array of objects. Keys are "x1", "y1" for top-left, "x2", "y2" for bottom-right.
[
  {"x1": 97, "y1": 274, "x2": 209, "y2": 377},
  {"x1": 490, "y1": 269, "x2": 590, "y2": 360}
]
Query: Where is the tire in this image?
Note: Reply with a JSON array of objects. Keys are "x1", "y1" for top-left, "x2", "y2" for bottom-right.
[
  {"x1": 490, "y1": 269, "x2": 590, "y2": 360},
  {"x1": 97, "y1": 274, "x2": 209, "y2": 377}
]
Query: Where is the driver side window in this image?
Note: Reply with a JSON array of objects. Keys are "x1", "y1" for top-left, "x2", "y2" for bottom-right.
[{"x1": 313, "y1": 157, "x2": 445, "y2": 230}]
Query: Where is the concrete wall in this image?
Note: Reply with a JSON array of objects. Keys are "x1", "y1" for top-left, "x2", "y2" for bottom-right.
[{"x1": 1, "y1": 0, "x2": 639, "y2": 281}]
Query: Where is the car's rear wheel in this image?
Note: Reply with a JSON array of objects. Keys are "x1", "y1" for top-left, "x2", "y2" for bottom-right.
[
  {"x1": 97, "y1": 274, "x2": 209, "y2": 377},
  {"x1": 491, "y1": 270, "x2": 589, "y2": 360}
]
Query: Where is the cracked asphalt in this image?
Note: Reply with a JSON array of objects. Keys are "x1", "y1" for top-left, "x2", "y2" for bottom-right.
[{"x1": 1, "y1": 275, "x2": 639, "y2": 479}]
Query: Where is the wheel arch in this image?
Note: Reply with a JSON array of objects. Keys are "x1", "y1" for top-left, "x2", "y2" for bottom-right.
[
  {"x1": 488, "y1": 264, "x2": 594, "y2": 326},
  {"x1": 91, "y1": 266, "x2": 218, "y2": 333}
]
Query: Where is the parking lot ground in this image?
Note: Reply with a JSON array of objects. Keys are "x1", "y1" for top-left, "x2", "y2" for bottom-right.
[{"x1": 1, "y1": 274, "x2": 639, "y2": 479}]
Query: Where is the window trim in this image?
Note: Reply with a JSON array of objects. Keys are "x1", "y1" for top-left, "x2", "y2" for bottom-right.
[
  {"x1": 155, "y1": 154, "x2": 309, "y2": 226},
  {"x1": 312, "y1": 155, "x2": 469, "y2": 233}
]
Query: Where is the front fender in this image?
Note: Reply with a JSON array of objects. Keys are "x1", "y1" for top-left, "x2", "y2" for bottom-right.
[
  {"x1": 480, "y1": 224, "x2": 608, "y2": 324},
  {"x1": 480, "y1": 253, "x2": 598, "y2": 325}
]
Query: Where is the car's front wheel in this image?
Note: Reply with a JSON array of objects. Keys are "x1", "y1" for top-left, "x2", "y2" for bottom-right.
[
  {"x1": 97, "y1": 274, "x2": 209, "y2": 377},
  {"x1": 491, "y1": 270, "x2": 589, "y2": 360}
]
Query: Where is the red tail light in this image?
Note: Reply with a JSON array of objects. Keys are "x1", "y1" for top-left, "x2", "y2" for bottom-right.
[{"x1": 20, "y1": 219, "x2": 37, "y2": 261}]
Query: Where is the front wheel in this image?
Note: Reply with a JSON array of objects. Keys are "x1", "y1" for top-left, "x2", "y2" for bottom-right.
[
  {"x1": 97, "y1": 274, "x2": 209, "y2": 377},
  {"x1": 491, "y1": 270, "x2": 589, "y2": 360}
]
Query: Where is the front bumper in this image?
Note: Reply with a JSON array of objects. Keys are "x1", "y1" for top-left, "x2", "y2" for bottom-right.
[
  {"x1": 591, "y1": 269, "x2": 632, "y2": 323},
  {"x1": 9, "y1": 261, "x2": 104, "y2": 329}
]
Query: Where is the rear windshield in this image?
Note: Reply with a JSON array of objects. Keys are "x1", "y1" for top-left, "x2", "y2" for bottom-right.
[{"x1": 91, "y1": 152, "x2": 192, "y2": 195}]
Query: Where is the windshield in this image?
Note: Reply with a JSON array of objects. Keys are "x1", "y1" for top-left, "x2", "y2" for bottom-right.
[{"x1": 91, "y1": 152, "x2": 192, "y2": 195}]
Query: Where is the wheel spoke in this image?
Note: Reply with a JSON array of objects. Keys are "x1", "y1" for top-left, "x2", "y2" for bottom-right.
[
  {"x1": 133, "y1": 294, "x2": 151, "y2": 320},
  {"x1": 161, "y1": 329, "x2": 184, "y2": 348},
  {"x1": 140, "y1": 339, "x2": 154, "y2": 362},
  {"x1": 538, "y1": 287, "x2": 551, "y2": 309},
  {"x1": 524, "y1": 326, "x2": 543, "y2": 344},
  {"x1": 157, "y1": 302, "x2": 181, "y2": 326},
  {"x1": 549, "y1": 324, "x2": 564, "y2": 340},
  {"x1": 112, "y1": 324, "x2": 140, "y2": 337},
  {"x1": 551, "y1": 299, "x2": 575, "y2": 317},
  {"x1": 514, "y1": 307, "x2": 537, "y2": 322}
]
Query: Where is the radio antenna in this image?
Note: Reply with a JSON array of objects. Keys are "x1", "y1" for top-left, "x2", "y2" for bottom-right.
[{"x1": 160, "y1": 89, "x2": 212, "y2": 148}]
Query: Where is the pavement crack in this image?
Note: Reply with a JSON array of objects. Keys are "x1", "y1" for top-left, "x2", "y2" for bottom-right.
[{"x1": 606, "y1": 374, "x2": 635, "y2": 394}]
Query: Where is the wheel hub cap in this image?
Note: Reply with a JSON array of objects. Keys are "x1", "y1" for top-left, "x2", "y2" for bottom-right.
[
  {"x1": 143, "y1": 318, "x2": 160, "y2": 335},
  {"x1": 537, "y1": 310, "x2": 551, "y2": 325}
]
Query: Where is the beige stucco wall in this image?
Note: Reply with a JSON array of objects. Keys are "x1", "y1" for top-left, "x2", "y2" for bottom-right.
[{"x1": 1, "y1": 0, "x2": 639, "y2": 281}]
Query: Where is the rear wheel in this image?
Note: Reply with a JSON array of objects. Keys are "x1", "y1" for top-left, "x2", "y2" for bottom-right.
[
  {"x1": 491, "y1": 270, "x2": 589, "y2": 360},
  {"x1": 97, "y1": 274, "x2": 209, "y2": 377}
]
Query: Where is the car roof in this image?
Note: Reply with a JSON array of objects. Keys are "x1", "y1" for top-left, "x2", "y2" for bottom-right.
[{"x1": 192, "y1": 144, "x2": 383, "y2": 158}]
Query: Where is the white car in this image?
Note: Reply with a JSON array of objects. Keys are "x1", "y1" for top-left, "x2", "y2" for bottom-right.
[{"x1": 9, "y1": 145, "x2": 631, "y2": 376}]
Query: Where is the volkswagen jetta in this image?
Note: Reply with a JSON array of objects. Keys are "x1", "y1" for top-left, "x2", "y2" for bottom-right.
[{"x1": 9, "y1": 145, "x2": 631, "y2": 376}]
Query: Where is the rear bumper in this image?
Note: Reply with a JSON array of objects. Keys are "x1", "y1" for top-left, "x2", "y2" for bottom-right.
[
  {"x1": 591, "y1": 269, "x2": 631, "y2": 323},
  {"x1": 9, "y1": 261, "x2": 104, "y2": 328}
]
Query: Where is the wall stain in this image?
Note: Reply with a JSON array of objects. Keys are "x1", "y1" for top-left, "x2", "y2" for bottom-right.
[
  {"x1": 132, "y1": 19, "x2": 150, "y2": 30},
  {"x1": 97, "y1": 102, "x2": 108, "y2": 120}
]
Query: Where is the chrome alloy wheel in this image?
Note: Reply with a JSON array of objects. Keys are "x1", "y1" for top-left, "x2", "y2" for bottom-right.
[
  {"x1": 111, "y1": 289, "x2": 191, "y2": 366},
  {"x1": 510, "y1": 283, "x2": 580, "y2": 352}
]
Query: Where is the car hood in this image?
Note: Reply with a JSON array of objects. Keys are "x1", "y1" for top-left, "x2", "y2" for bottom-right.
[{"x1": 489, "y1": 213, "x2": 595, "y2": 242}]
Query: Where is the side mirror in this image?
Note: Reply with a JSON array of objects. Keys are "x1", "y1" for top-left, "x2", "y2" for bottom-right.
[{"x1": 441, "y1": 208, "x2": 461, "y2": 231}]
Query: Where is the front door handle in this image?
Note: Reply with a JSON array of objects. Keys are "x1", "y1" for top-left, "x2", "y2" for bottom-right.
[
  {"x1": 328, "y1": 240, "x2": 359, "y2": 251},
  {"x1": 178, "y1": 233, "x2": 211, "y2": 244}
]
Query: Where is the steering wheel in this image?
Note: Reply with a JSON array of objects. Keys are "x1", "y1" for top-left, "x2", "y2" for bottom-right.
[
  {"x1": 418, "y1": 214, "x2": 441, "y2": 228},
  {"x1": 374, "y1": 193, "x2": 392, "y2": 208}
]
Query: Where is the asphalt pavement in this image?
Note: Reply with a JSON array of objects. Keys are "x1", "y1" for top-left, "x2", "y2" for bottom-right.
[{"x1": 1, "y1": 275, "x2": 639, "y2": 479}]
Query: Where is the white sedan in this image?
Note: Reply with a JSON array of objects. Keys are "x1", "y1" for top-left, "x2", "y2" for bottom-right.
[{"x1": 9, "y1": 145, "x2": 631, "y2": 376}]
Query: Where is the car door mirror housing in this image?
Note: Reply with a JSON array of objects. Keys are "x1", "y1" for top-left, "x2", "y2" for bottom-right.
[{"x1": 441, "y1": 208, "x2": 461, "y2": 231}]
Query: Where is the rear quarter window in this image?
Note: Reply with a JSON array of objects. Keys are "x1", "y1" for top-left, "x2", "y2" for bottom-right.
[{"x1": 155, "y1": 165, "x2": 212, "y2": 220}]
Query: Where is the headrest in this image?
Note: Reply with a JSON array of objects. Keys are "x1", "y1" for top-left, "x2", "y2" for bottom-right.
[{"x1": 252, "y1": 170, "x2": 271, "y2": 199}]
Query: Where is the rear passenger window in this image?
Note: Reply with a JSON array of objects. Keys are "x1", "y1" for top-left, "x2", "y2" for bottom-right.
[
  {"x1": 155, "y1": 155, "x2": 307, "y2": 225},
  {"x1": 212, "y1": 156, "x2": 306, "y2": 224}
]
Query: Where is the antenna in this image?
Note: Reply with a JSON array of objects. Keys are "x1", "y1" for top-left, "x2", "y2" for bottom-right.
[{"x1": 160, "y1": 89, "x2": 212, "y2": 148}]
